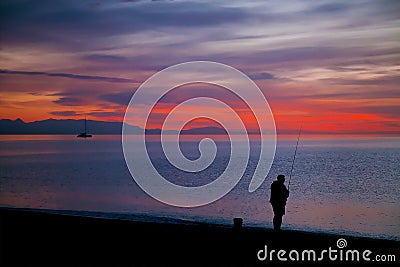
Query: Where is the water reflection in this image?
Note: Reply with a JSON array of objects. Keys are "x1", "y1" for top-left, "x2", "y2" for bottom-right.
[{"x1": 0, "y1": 134, "x2": 399, "y2": 240}]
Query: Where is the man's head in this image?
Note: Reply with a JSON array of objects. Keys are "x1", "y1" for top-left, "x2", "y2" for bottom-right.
[{"x1": 277, "y1": 174, "x2": 285, "y2": 183}]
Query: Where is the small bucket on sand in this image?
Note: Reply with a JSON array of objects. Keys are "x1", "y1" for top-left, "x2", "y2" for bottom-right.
[{"x1": 233, "y1": 218, "x2": 243, "y2": 230}]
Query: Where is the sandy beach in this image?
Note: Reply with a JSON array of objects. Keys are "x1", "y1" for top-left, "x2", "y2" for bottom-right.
[{"x1": 1, "y1": 207, "x2": 398, "y2": 266}]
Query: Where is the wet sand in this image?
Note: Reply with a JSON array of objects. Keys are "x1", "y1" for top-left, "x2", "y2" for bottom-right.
[{"x1": 1, "y1": 207, "x2": 399, "y2": 266}]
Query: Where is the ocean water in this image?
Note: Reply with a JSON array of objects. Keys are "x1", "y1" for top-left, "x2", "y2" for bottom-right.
[{"x1": 0, "y1": 134, "x2": 399, "y2": 240}]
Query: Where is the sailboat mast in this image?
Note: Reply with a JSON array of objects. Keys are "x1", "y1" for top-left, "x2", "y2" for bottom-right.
[{"x1": 77, "y1": 115, "x2": 92, "y2": 138}]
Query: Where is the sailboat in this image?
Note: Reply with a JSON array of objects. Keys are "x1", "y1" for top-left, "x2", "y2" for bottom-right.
[{"x1": 77, "y1": 116, "x2": 92, "y2": 138}]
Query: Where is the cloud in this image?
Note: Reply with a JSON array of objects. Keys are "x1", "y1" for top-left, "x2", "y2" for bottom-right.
[
  {"x1": 99, "y1": 83, "x2": 251, "y2": 108},
  {"x1": 87, "y1": 111, "x2": 125, "y2": 118},
  {"x1": 310, "y1": 2, "x2": 350, "y2": 13},
  {"x1": 53, "y1": 97, "x2": 83, "y2": 106},
  {"x1": 321, "y1": 76, "x2": 400, "y2": 86},
  {"x1": 383, "y1": 121, "x2": 400, "y2": 128},
  {"x1": 0, "y1": 0, "x2": 250, "y2": 51},
  {"x1": 248, "y1": 72, "x2": 275, "y2": 80},
  {"x1": 253, "y1": 46, "x2": 345, "y2": 65},
  {"x1": 82, "y1": 54, "x2": 128, "y2": 63},
  {"x1": 99, "y1": 92, "x2": 135, "y2": 106},
  {"x1": 340, "y1": 105, "x2": 400, "y2": 118},
  {"x1": 50, "y1": 111, "x2": 80, "y2": 116},
  {"x1": 0, "y1": 69, "x2": 137, "y2": 83}
]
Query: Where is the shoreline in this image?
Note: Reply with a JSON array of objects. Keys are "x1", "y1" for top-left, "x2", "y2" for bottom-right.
[
  {"x1": 1, "y1": 207, "x2": 399, "y2": 266},
  {"x1": 1, "y1": 206, "x2": 398, "y2": 242}
]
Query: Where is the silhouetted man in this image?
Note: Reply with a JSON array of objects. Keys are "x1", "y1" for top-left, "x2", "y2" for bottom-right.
[{"x1": 270, "y1": 174, "x2": 289, "y2": 231}]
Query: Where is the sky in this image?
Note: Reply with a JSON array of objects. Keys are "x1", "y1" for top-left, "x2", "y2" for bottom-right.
[{"x1": 0, "y1": 0, "x2": 399, "y2": 135}]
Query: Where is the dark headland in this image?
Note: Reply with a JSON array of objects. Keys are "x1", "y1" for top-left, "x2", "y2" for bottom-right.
[{"x1": 1, "y1": 207, "x2": 399, "y2": 266}]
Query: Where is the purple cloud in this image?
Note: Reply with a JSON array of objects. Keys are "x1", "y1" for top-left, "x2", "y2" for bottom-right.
[
  {"x1": 53, "y1": 97, "x2": 83, "y2": 106},
  {"x1": 0, "y1": 1, "x2": 250, "y2": 50},
  {"x1": 50, "y1": 111, "x2": 81, "y2": 116},
  {"x1": 0, "y1": 69, "x2": 137, "y2": 83},
  {"x1": 248, "y1": 72, "x2": 275, "y2": 80},
  {"x1": 87, "y1": 111, "x2": 125, "y2": 118},
  {"x1": 98, "y1": 92, "x2": 134, "y2": 106},
  {"x1": 82, "y1": 54, "x2": 128, "y2": 63}
]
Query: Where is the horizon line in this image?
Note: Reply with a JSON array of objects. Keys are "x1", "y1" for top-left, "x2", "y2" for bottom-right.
[{"x1": 1, "y1": 117, "x2": 399, "y2": 136}]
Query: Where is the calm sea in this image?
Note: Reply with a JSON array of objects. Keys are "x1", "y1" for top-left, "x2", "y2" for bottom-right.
[{"x1": 0, "y1": 134, "x2": 399, "y2": 240}]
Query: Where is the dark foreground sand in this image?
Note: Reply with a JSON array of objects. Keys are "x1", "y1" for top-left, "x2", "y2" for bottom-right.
[{"x1": 1, "y1": 207, "x2": 399, "y2": 266}]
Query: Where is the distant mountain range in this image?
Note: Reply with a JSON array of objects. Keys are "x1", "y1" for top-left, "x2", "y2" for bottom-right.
[{"x1": 0, "y1": 118, "x2": 228, "y2": 135}]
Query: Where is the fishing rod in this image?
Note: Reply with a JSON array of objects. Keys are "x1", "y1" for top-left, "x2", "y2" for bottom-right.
[{"x1": 288, "y1": 124, "x2": 302, "y2": 189}]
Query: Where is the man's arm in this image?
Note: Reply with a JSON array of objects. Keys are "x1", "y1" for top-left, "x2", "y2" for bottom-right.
[{"x1": 285, "y1": 186, "x2": 290, "y2": 198}]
